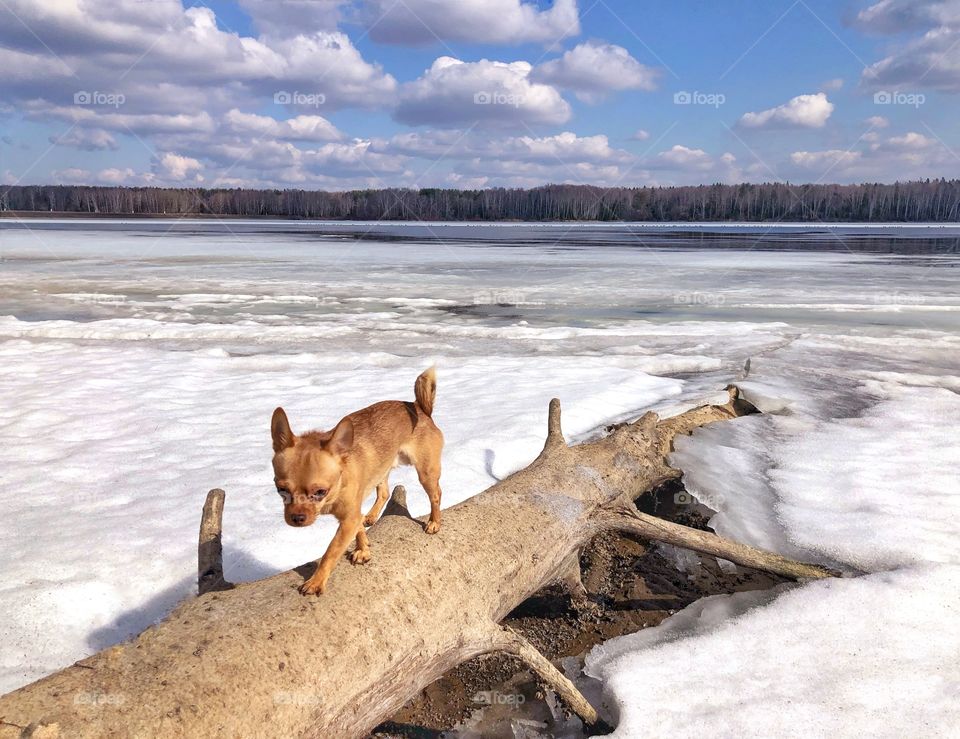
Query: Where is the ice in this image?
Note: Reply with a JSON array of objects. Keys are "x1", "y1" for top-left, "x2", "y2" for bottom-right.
[{"x1": 1, "y1": 221, "x2": 959, "y2": 736}]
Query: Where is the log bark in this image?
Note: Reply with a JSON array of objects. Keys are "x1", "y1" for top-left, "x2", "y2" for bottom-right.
[{"x1": 0, "y1": 386, "x2": 838, "y2": 738}]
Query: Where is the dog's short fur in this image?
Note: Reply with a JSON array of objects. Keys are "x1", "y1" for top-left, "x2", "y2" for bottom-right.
[{"x1": 271, "y1": 367, "x2": 443, "y2": 595}]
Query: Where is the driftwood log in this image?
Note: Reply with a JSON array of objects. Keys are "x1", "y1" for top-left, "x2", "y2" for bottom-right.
[{"x1": 0, "y1": 386, "x2": 837, "y2": 738}]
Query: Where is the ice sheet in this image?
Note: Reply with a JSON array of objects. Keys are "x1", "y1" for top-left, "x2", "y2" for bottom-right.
[{"x1": 1, "y1": 223, "x2": 958, "y2": 736}]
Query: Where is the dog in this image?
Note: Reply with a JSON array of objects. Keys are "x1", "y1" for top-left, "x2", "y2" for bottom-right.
[{"x1": 270, "y1": 367, "x2": 444, "y2": 595}]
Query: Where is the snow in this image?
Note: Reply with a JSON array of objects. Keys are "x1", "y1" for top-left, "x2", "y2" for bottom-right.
[
  {"x1": 588, "y1": 331, "x2": 960, "y2": 737},
  {"x1": 1, "y1": 221, "x2": 959, "y2": 737},
  {"x1": 586, "y1": 567, "x2": 960, "y2": 738}
]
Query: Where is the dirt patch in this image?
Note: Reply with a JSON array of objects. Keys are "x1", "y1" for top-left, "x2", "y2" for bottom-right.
[{"x1": 371, "y1": 480, "x2": 785, "y2": 738}]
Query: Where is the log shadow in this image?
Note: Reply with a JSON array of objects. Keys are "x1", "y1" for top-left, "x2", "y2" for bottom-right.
[{"x1": 86, "y1": 545, "x2": 279, "y2": 653}]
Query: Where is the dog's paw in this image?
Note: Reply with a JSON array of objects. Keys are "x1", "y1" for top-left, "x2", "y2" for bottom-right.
[
  {"x1": 424, "y1": 519, "x2": 440, "y2": 535},
  {"x1": 362, "y1": 514, "x2": 378, "y2": 527},
  {"x1": 298, "y1": 578, "x2": 326, "y2": 596},
  {"x1": 350, "y1": 549, "x2": 371, "y2": 565}
]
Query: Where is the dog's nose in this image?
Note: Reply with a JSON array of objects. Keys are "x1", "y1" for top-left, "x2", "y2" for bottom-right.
[{"x1": 291, "y1": 514, "x2": 307, "y2": 526}]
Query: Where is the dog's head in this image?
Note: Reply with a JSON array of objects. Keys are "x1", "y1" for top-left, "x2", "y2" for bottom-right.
[{"x1": 270, "y1": 407, "x2": 353, "y2": 527}]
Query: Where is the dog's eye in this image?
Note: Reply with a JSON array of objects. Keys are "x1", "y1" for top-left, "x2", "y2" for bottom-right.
[{"x1": 311, "y1": 488, "x2": 327, "y2": 501}]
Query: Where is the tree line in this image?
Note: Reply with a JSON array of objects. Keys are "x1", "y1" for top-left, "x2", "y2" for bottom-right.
[{"x1": 2, "y1": 180, "x2": 958, "y2": 222}]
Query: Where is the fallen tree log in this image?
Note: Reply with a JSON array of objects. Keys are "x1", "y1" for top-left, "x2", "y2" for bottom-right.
[{"x1": 0, "y1": 386, "x2": 838, "y2": 738}]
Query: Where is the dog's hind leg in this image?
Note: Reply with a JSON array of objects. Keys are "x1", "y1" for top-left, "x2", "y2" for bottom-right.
[
  {"x1": 416, "y1": 462, "x2": 443, "y2": 534},
  {"x1": 363, "y1": 476, "x2": 390, "y2": 527}
]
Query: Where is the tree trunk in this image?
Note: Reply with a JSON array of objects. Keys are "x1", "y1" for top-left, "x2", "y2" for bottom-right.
[{"x1": 0, "y1": 387, "x2": 837, "y2": 738}]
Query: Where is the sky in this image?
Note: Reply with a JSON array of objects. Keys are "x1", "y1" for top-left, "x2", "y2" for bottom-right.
[{"x1": 0, "y1": 0, "x2": 958, "y2": 191}]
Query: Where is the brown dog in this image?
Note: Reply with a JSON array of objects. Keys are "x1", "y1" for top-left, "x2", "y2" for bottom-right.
[{"x1": 271, "y1": 367, "x2": 444, "y2": 595}]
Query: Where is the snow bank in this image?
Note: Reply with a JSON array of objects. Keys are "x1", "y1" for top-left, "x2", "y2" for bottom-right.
[
  {"x1": 591, "y1": 331, "x2": 960, "y2": 738},
  {"x1": 586, "y1": 566, "x2": 960, "y2": 737}
]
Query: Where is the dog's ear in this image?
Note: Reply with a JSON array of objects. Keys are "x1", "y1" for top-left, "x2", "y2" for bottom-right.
[
  {"x1": 327, "y1": 417, "x2": 354, "y2": 456},
  {"x1": 271, "y1": 407, "x2": 295, "y2": 452}
]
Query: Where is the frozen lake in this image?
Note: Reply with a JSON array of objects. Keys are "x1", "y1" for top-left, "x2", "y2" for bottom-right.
[{"x1": 0, "y1": 220, "x2": 958, "y2": 736}]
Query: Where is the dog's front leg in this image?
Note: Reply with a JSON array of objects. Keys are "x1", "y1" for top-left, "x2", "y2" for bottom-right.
[{"x1": 299, "y1": 516, "x2": 361, "y2": 595}]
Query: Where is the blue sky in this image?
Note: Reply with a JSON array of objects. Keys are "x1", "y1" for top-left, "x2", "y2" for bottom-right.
[{"x1": 1, "y1": 0, "x2": 957, "y2": 190}]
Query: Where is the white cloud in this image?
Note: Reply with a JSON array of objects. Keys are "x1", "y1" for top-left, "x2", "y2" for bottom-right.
[
  {"x1": 866, "y1": 115, "x2": 890, "y2": 128},
  {"x1": 655, "y1": 145, "x2": 714, "y2": 170},
  {"x1": 645, "y1": 145, "x2": 741, "y2": 183},
  {"x1": 487, "y1": 131, "x2": 629, "y2": 164},
  {"x1": 223, "y1": 109, "x2": 343, "y2": 142},
  {"x1": 821, "y1": 78, "x2": 844, "y2": 91},
  {"x1": 362, "y1": 0, "x2": 580, "y2": 46},
  {"x1": 854, "y1": 0, "x2": 960, "y2": 34},
  {"x1": 631, "y1": 129, "x2": 651, "y2": 141},
  {"x1": 395, "y1": 57, "x2": 571, "y2": 128},
  {"x1": 0, "y1": 2, "x2": 397, "y2": 113},
  {"x1": 739, "y1": 93, "x2": 835, "y2": 129},
  {"x1": 49, "y1": 129, "x2": 119, "y2": 151},
  {"x1": 50, "y1": 168, "x2": 92, "y2": 184},
  {"x1": 99, "y1": 167, "x2": 147, "y2": 185},
  {"x1": 378, "y1": 130, "x2": 630, "y2": 163},
  {"x1": 26, "y1": 104, "x2": 218, "y2": 136},
  {"x1": 881, "y1": 132, "x2": 936, "y2": 150},
  {"x1": 857, "y1": 1, "x2": 960, "y2": 91},
  {"x1": 790, "y1": 149, "x2": 863, "y2": 168},
  {"x1": 155, "y1": 152, "x2": 203, "y2": 181},
  {"x1": 532, "y1": 42, "x2": 659, "y2": 102}
]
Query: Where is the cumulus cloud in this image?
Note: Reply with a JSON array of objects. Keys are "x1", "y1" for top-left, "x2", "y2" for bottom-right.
[
  {"x1": 395, "y1": 57, "x2": 571, "y2": 128},
  {"x1": 630, "y1": 129, "x2": 651, "y2": 141},
  {"x1": 857, "y1": 0, "x2": 960, "y2": 91},
  {"x1": 654, "y1": 145, "x2": 715, "y2": 170},
  {"x1": 853, "y1": 0, "x2": 960, "y2": 34},
  {"x1": 783, "y1": 125, "x2": 953, "y2": 181},
  {"x1": 865, "y1": 115, "x2": 890, "y2": 128},
  {"x1": 368, "y1": 129, "x2": 637, "y2": 187},
  {"x1": 223, "y1": 109, "x2": 343, "y2": 142},
  {"x1": 646, "y1": 145, "x2": 741, "y2": 183},
  {"x1": 49, "y1": 129, "x2": 119, "y2": 151},
  {"x1": 362, "y1": 0, "x2": 580, "y2": 46},
  {"x1": 790, "y1": 150, "x2": 862, "y2": 169},
  {"x1": 155, "y1": 152, "x2": 203, "y2": 181},
  {"x1": 375, "y1": 130, "x2": 630, "y2": 165},
  {"x1": 532, "y1": 42, "x2": 659, "y2": 102},
  {"x1": 0, "y1": 1, "x2": 397, "y2": 116},
  {"x1": 879, "y1": 132, "x2": 936, "y2": 150},
  {"x1": 738, "y1": 93, "x2": 835, "y2": 129}
]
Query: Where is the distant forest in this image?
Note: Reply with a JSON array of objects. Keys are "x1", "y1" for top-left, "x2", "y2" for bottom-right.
[{"x1": 2, "y1": 180, "x2": 959, "y2": 222}]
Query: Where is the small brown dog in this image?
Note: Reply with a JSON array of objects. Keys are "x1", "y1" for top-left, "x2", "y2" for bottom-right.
[{"x1": 271, "y1": 367, "x2": 444, "y2": 595}]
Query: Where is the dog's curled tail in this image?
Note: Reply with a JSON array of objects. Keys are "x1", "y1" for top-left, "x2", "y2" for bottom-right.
[{"x1": 414, "y1": 366, "x2": 437, "y2": 417}]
